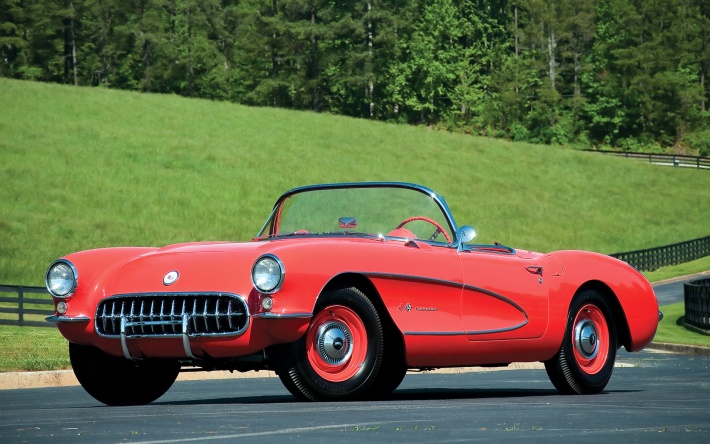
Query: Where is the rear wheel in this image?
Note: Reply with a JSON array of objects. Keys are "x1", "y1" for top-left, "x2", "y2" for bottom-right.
[
  {"x1": 545, "y1": 290, "x2": 617, "y2": 394},
  {"x1": 69, "y1": 342, "x2": 179, "y2": 406},
  {"x1": 276, "y1": 287, "x2": 385, "y2": 401}
]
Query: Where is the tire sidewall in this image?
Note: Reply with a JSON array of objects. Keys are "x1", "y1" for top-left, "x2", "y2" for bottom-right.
[
  {"x1": 563, "y1": 290, "x2": 617, "y2": 390},
  {"x1": 294, "y1": 288, "x2": 383, "y2": 398}
]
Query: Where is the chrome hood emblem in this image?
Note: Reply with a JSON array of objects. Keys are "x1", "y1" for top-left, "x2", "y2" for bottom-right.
[{"x1": 163, "y1": 271, "x2": 179, "y2": 286}]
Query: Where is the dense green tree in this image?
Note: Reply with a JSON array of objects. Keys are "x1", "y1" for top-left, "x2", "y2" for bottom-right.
[
  {"x1": 0, "y1": 0, "x2": 27, "y2": 77},
  {"x1": 2, "y1": 0, "x2": 708, "y2": 153}
]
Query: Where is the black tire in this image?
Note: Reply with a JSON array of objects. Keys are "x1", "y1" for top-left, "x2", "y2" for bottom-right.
[
  {"x1": 366, "y1": 326, "x2": 407, "y2": 398},
  {"x1": 69, "y1": 342, "x2": 179, "y2": 406},
  {"x1": 275, "y1": 287, "x2": 385, "y2": 401},
  {"x1": 545, "y1": 290, "x2": 617, "y2": 394}
]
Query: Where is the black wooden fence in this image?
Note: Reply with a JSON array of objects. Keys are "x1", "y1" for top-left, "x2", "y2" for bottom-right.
[
  {"x1": 611, "y1": 235, "x2": 710, "y2": 272},
  {"x1": 0, "y1": 285, "x2": 55, "y2": 328},
  {"x1": 684, "y1": 278, "x2": 710, "y2": 330},
  {"x1": 583, "y1": 149, "x2": 710, "y2": 170}
]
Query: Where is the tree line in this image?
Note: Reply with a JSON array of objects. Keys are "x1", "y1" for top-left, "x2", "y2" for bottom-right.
[{"x1": 1, "y1": 0, "x2": 709, "y2": 154}]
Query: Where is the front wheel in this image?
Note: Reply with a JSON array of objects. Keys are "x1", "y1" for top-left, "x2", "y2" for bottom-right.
[
  {"x1": 276, "y1": 287, "x2": 385, "y2": 401},
  {"x1": 545, "y1": 290, "x2": 617, "y2": 395},
  {"x1": 69, "y1": 343, "x2": 179, "y2": 406}
]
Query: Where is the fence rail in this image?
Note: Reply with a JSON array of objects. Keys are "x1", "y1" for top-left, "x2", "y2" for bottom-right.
[
  {"x1": 0, "y1": 285, "x2": 54, "y2": 328},
  {"x1": 583, "y1": 149, "x2": 710, "y2": 170},
  {"x1": 611, "y1": 235, "x2": 710, "y2": 272},
  {"x1": 684, "y1": 278, "x2": 710, "y2": 330}
]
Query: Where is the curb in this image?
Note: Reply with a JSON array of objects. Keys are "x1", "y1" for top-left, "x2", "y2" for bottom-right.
[{"x1": 645, "y1": 342, "x2": 710, "y2": 356}]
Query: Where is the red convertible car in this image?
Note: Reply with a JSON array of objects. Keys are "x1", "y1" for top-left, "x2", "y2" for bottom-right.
[{"x1": 46, "y1": 182, "x2": 660, "y2": 405}]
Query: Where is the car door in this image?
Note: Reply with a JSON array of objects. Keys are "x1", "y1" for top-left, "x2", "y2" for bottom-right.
[
  {"x1": 458, "y1": 247, "x2": 549, "y2": 341},
  {"x1": 366, "y1": 239, "x2": 465, "y2": 336}
]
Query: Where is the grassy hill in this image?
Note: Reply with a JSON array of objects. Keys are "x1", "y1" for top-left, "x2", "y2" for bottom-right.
[{"x1": 2, "y1": 78, "x2": 709, "y2": 286}]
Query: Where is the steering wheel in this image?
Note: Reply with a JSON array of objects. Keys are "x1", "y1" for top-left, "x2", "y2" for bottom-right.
[{"x1": 396, "y1": 216, "x2": 452, "y2": 243}]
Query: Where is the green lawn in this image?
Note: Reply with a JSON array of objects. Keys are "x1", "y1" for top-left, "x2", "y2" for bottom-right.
[
  {"x1": 0, "y1": 325, "x2": 70, "y2": 372},
  {"x1": 2, "y1": 78, "x2": 710, "y2": 287},
  {"x1": 654, "y1": 303, "x2": 710, "y2": 347}
]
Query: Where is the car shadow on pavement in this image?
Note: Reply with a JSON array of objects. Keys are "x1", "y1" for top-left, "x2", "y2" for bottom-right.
[{"x1": 149, "y1": 387, "x2": 641, "y2": 406}]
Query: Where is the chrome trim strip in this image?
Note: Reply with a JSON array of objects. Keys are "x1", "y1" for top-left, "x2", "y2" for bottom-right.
[
  {"x1": 120, "y1": 316, "x2": 141, "y2": 361},
  {"x1": 464, "y1": 321, "x2": 529, "y2": 335},
  {"x1": 404, "y1": 322, "x2": 529, "y2": 336},
  {"x1": 45, "y1": 315, "x2": 90, "y2": 323},
  {"x1": 363, "y1": 272, "x2": 463, "y2": 289},
  {"x1": 182, "y1": 313, "x2": 200, "y2": 360},
  {"x1": 253, "y1": 312, "x2": 313, "y2": 319}
]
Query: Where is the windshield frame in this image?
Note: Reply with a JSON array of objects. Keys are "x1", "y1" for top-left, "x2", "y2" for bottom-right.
[{"x1": 255, "y1": 182, "x2": 459, "y2": 243}]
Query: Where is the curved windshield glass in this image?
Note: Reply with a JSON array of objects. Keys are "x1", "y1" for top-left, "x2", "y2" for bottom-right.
[{"x1": 256, "y1": 184, "x2": 455, "y2": 244}]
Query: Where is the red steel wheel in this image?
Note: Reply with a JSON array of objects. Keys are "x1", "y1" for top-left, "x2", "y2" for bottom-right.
[
  {"x1": 305, "y1": 305, "x2": 368, "y2": 383},
  {"x1": 545, "y1": 289, "x2": 617, "y2": 395},
  {"x1": 571, "y1": 304, "x2": 610, "y2": 375},
  {"x1": 275, "y1": 287, "x2": 385, "y2": 401}
]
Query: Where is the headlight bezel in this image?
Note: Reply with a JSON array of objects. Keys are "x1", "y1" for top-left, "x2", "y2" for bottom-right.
[
  {"x1": 251, "y1": 254, "x2": 285, "y2": 294},
  {"x1": 45, "y1": 259, "x2": 78, "y2": 298}
]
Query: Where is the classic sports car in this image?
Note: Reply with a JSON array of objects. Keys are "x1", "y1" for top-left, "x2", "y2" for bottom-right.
[{"x1": 46, "y1": 182, "x2": 660, "y2": 405}]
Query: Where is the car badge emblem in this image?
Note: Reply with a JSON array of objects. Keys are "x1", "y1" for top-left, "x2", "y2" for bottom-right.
[{"x1": 163, "y1": 271, "x2": 179, "y2": 286}]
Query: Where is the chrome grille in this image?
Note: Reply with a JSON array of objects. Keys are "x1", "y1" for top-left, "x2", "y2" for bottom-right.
[{"x1": 95, "y1": 293, "x2": 249, "y2": 338}]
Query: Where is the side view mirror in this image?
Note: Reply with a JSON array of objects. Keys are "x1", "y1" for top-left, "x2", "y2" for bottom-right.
[{"x1": 455, "y1": 225, "x2": 476, "y2": 251}]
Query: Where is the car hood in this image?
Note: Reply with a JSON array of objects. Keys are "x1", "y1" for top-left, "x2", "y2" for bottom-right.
[{"x1": 102, "y1": 241, "x2": 273, "y2": 297}]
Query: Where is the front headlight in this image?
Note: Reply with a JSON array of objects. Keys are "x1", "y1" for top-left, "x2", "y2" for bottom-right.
[
  {"x1": 251, "y1": 254, "x2": 284, "y2": 294},
  {"x1": 46, "y1": 260, "x2": 78, "y2": 298}
]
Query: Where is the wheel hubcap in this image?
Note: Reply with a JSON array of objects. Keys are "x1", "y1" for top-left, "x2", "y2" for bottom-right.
[
  {"x1": 571, "y1": 304, "x2": 609, "y2": 375},
  {"x1": 316, "y1": 321, "x2": 353, "y2": 365},
  {"x1": 574, "y1": 319, "x2": 599, "y2": 359}
]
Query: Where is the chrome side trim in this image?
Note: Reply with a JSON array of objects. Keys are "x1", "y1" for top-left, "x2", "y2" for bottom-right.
[
  {"x1": 363, "y1": 272, "x2": 463, "y2": 289},
  {"x1": 45, "y1": 315, "x2": 90, "y2": 324},
  {"x1": 404, "y1": 322, "x2": 529, "y2": 336},
  {"x1": 253, "y1": 312, "x2": 313, "y2": 319},
  {"x1": 464, "y1": 321, "x2": 529, "y2": 335}
]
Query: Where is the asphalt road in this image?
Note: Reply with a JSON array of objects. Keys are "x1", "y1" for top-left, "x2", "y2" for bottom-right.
[
  {"x1": 654, "y1": 279, "x2": 687, "y2": 306},
  {"x1": 1, "y1": 350, "x2": 709, "y2": 444}
]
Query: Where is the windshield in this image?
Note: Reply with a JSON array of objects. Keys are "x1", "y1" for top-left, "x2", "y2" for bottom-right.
[{"x1": 256, "y1": 184, "x2": 456, "y2": 244}]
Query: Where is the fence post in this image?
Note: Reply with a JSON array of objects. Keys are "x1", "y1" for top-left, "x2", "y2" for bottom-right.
[{"x1": 18, "y1": 286, "x2": 24, "y2": 327}]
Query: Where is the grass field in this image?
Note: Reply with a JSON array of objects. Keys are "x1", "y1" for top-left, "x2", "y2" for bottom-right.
[{"x1": 2, "y1": 78, "x2": 710, "y2": 287}]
